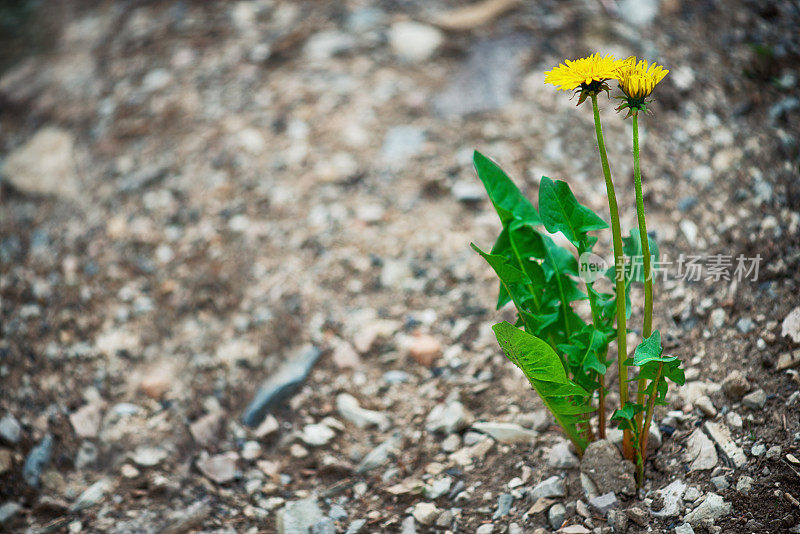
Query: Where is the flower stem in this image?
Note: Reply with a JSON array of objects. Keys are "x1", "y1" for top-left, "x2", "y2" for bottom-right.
[
  {"x1": 631, "y1": 112, "x2": 653, "y2": 432},
  {"x1": 591, "y1": 94, "x2": 629, "y2": 451}
]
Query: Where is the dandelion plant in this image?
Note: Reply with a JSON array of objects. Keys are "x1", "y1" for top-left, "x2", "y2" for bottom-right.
[{"x1": 471, "y1": 53, "x2": 684, "y2": 486}]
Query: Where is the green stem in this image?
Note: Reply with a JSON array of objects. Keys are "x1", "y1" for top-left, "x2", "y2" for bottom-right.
[
  {"x1": 591, "y1": 94, "x2": 628, "y2": 413},
  {"x1": 632, "y1": 112, "x2": 653, "y2": 431},
  {"x1": 639, "y1": 361, "x2": 663, "y2": 482}
]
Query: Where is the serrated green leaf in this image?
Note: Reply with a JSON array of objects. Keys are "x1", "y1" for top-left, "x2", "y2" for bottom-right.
[
  {"x1": 611, "y1": 402, "x2": 645, "y2": 435},
  {"x1": 559, "y1": 324, "x2": 612, "y2": 391},
  {"x1": 473, "y1": 151, "x2": 540, "y2": 227},
  {"x1": 492, "y1": 321, "x2": 591, "y2": 452},
  {"x1": 538, "y1": 176, "x2": 608, "y2": 249},
  {"x1": 632, "y1": 331, "x2": 676, "y2": 366}
]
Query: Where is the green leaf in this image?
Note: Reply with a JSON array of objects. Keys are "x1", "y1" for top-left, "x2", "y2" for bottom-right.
[
  {"x1": 491, "y1": 224, "x2": 547, "y2": 310},
  {"x1": 473, "y1": 151, "x2": 541, "y2": 227},
  {"x1": 538, "y1": 176, "x2": 608, "y2": 249},
  {"x1": 632, "y1": 331, "x2": 675, "y2": 366},
  {"x1": 559, "y1": 324, "x2": 612, "y2": 391},
  {"x1": 621, "y1": 230, "x2": 660, "y2": 283},
  {"x1": 492, "y1": 321, "x2": 592, "y2": 452},
  {"x1": 611, "y1": 402, "x2": 645, "y2": 436}
]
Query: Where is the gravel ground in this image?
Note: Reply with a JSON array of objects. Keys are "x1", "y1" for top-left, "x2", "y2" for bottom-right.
[{"x1": 1, "y1": 0, "x2": 799, "y2": 532}]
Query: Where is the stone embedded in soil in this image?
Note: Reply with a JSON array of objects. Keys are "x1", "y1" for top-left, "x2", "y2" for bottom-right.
[
  {"x1": 408, "y1": 334, "x2": 442, "y2": 367},
  {"x1": 683, "y1": 493, "x2": 732, "y2": 527},
  {"x1": 736, "y1": 317, "x2": 755, "y2": 333},
  {"x1": 726, "y1": 411, "x2": 743, "y2": 429},
  {"x1": 626, "y1": 506, "x2": 649, "y2": 527},
  {"x1": 424, "y1": 477, "x2": 452, "y2": 499},
  {"x1": 299, "y1": 423, "x2": 336, "y2": 446},
  {"x1": 710, "y1": 476, "x2": 729, "y2": 490},
  {"x1": 684, "y1": 487, "x2": 701, "y2": 504},
  {"x1": 449, "y1": 437, "x2": 494, "y2": 466},
  {"x1": 255, "y1": 414, "x2": 280, "y2": 438},
  {"x1": 559, "y1": 526, "x2": 591, "y2": 534},
  {"x1": 23, "y1": 434, "x2": 53, "y2": 488},
  {"x1": 2, "y1": 127, "x2": 80, "y2": 198},
  {"x1": 0, "y1": 414, "x2": 22, "y2": 444},
  {"x1": 412, "y1": 502, "x2": 441, "y2": 526},
  {"x1": 693, "y1": 395, "x2": 717, "y2": 417},
  {"x1": 277, "y1": 498, "x2": 324, "y2": 534},
  {"x1": 781, "y1": 306, "x2": 800, "y2": 343},
  {"x1": 331, "y1": 340, "x2": 361, "y2": 369},
  {"x1": 722, "y1": 370, "x2": 750, "y2": 398},
  {"x1": 580, "y1": 439, "x2": 635, "y2": 496},
  {"x1": 530, "y1": 476, "x2": 566, "y2": 500},
  {"x1": 337, "y1": 393, "x2": 390, "y2": 430},
  {"x1": 651, "y1": 479, "x2": 687, "y2": 518},
  {"x1": 777, "y1": 350, "x2": 800, "y2": 371},
  {"x1": 588, "y1": 492, "x2": 618, "y2": 515},
  {"x1": 736, "y1": 476, "x2": 753, "y2": 495},
  {"x1": 241, "y1": 345, "x2": 321, "y2": 428},
  {"x1": 356, "y1": 433, "x2": 400, "y2": 473},
  {"x1": 400, "y1": 516, "x2": 416, "y2": 534},
  {"x1": 139, "y1": 367, "x2": 174, "y2": 399},
  {"x1": 709, "y1": 308, "x2": 726, "y2": 330},
  {"x1": 751, "y1": 443, "x2": 766, "y2": 457},
  {"x1": 70, "y1": 478, "x2": 110, "y2": 512},
  {"x1": 492, "y1": 493, "x2": 513, "y2": 519},
  {"x1": 189, "y1": 411, "x2": 224, "y2": 447},
  {"x1": 69, "y1": 403, "x2": 103, "y2": 439},
  {"x1": 471, "y1": 421, "x2": 537, "y2": 444},
  {"x1": 685, "y1": 428, "x2": 718, "y2": 471},
  {"x1": 388, "y1": 21, "x2": 444, "y2": 63},
  {"x1": 674, "y1": 523, "x2": 695, "y2": 534},
  {"x1": 766, "y1": 445, "x2": 782, "y2": 460},
  {"x1": 196, "y1": 452, "x2": 238, "y2": 484},
  {"x1": 426, "y1": 401, "x2": 471, "y2": 434},
  {"x1": 132, "y1": 446, "x2": 168, "y2": 467},
  {"x1": 546, "y1": 440, "x2": 579, "y2": 468},
  {"x1": 75, "y1": 441, "x2": 98, "y2": 469},
  {"x1": 742, "y1": 388, "x2": 767, "y2": 410},
  {"x1": 548, "y1": 502, "x2": 566, "y2": 530},
  {"x1": 703, "y1": 421, "x2": 747, "y2": 468}
]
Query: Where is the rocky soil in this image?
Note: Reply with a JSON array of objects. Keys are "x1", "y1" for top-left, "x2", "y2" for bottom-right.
[{"x1": 1, "y1": 0, "x2": 799, "y2": 533}]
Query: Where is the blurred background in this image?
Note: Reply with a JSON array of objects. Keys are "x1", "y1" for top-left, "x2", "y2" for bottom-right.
[{"x1": 1, "y1": 0, "x2": 799, "y2": 532}]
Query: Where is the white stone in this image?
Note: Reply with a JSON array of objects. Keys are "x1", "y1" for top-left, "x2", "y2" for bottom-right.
[
  {"x1": 703, "y1": 421, "x2": 747, "y2": 468},
  {"x1": 471, "y1": 421, "x2": 537, "y2": 444},
  {"x1": 426, "y1": 401, "x2": 471, "y2": 434},
  {"x1": 388, "y1": 22, "x2": 444, "y2": 62},
  {"x1": 336, "y1": 393, "x2": 390, "y2": 430},
  {"x1": 683, "y1": 493, "x2": 731, "y2": 526},
  {"x1": 685, "y1": 429, "x2": 717, "y2": 471},
  {"x1": 652, "y1": 479, "x2": 687, "y2": 518},
  {"x1": 782, "y1": 306, "x2": 800, "y2": 343},
  {"x1": 196, "y1": 452, "x2": 238, "y2": 484},
  {"x1": 2, "y1": 128, "x2": 79, "y2": 198},
  {"x1": 412, "y1": 502, "x2": 441, "y2": 525},
  {"x1": 299, "y1": 423, "x2": 335, "y2": 446}
]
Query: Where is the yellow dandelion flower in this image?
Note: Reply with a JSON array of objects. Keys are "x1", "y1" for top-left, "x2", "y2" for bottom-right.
[
  {"x1": 616, "y1": 57, "x2": 669, "y2": 115},
  {"x1": 544, "y1": 53, "x2": 623, "y2": 92}
]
